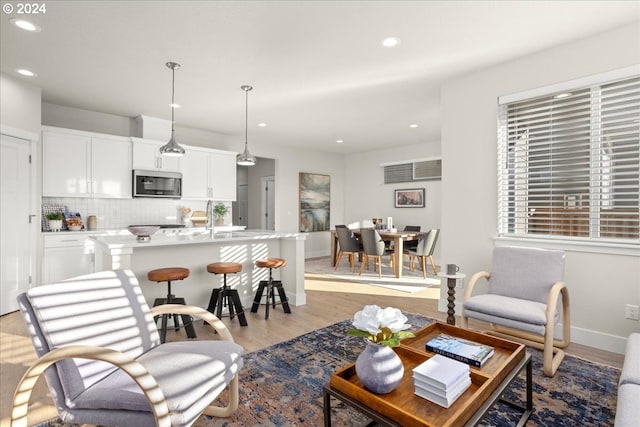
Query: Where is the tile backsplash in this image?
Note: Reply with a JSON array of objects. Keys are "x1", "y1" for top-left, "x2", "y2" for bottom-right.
[{"x1": 42, "y1": 197, "x2": 230, "y2": 231}]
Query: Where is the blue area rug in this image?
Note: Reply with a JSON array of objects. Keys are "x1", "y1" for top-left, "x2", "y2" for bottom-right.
[
  {"x1": 42, "y1": 313, "x2": 620, "y2": 426},
  {"x1": 202, "y1": 313, "x2": 619, "y2": 426}
]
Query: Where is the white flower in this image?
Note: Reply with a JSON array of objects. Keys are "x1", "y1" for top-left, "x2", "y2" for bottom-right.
[
  {"x1": 352, "y1": 304, "x2": 384, "y2": 334},
  {"x1": 349, "y1": 305, "x2": 415, "y2": 346},
  {"x1": 379, "y1": 307, "x2": 411, "y2": 332},
  {"x1": 352, "y1": 305, "x2": 411, "y2": 334}
]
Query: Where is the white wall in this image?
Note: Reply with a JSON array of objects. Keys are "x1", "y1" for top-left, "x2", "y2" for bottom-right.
[
  {"x1": 344, "y1": 142, "x2": 442, "y2": 261},
  {"x1": 441, "y1": 23, "x2": 640, "y2": 353},
  {"x1": 236, "y1": 143, "x2": 346, "y2": 259},
  {"x1": 1, "y1": 73, "x2": 41, "y2": 135}
]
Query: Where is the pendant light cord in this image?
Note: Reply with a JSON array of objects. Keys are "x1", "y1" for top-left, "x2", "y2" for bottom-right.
[
  {"x1": 171, "y1": 66, "x2": 176, "y2": 133},
  {"x1": 245, "y1": 88, "x2": 249, "y2": 148}
]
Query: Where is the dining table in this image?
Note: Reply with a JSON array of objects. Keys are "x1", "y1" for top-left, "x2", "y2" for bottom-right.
[{"x1": 330, "y1": 229, "x2": 425, "y2": 278}]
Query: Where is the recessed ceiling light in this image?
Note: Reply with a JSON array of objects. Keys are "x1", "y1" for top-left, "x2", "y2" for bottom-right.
[
  {"x1": 10, "y1": 18, "x2": 41, "y2": 32},
  {"x1": 17, "y1": 69, "x2": 36, "y2": 77},
  {"x1": 554, "y1": 92, "x2": 572, "y2": 99},
  {"x1": 336, "y1": 139, "x2": 344, "y2": 144},
  {"x1": 381, "y1": 36, "x2": 401, "y2": 48},
  {"x1": 258, "y1": 122, "x2": 267, "y2": 127},
  {"x1": 409, "y1": 124, "x2": 419, "y2": 128}
]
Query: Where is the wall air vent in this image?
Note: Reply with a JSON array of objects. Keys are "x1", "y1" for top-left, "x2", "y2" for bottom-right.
[
  {"x1": 382, "y1": 158, "x2": 441, "y2": 184},
  {"x1": 413, "y1": 159, "x2": 441, "y2": 181}
]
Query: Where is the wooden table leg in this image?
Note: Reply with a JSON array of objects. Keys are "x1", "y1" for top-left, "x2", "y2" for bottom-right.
[
  {"x1": 394, "y1": 237, "x2": 403, "y2": 278},
  {"x1": 330, "y1": 231, "x2": 337, "y2": 267}
]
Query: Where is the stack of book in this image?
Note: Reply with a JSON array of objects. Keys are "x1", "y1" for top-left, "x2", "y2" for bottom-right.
[
  {"x1": 425, "y1": 333, "x2": 494, "y2": 367},
  {"x1": 412, "y1": 355, "x2": 471, "y2": 408}
]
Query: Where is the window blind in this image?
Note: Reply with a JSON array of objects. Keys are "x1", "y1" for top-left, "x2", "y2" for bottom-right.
[{"x1": 497, "y1": 74, "x2": 640, "y2": 242}]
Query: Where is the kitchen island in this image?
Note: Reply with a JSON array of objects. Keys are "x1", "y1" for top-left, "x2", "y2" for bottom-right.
[{"x1": 92, "y1": 229, "x2": 307, "y2": 311}]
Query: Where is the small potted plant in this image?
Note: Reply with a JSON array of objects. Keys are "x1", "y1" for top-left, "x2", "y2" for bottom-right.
[
  {"x1": 46, "y1": 212, "x2": 64, "y2": 232},
  {"x1": 213, "y1": 203, "x2": 228, "y2": 226}
]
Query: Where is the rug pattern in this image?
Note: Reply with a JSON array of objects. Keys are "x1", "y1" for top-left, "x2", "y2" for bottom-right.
[{"x1": 40, "y1": 313, "x2": 620, "y2": 426}]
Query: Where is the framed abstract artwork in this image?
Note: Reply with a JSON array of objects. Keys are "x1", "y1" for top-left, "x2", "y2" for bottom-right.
[
  {"x1": 395, "y1": 188, "x2": 425, "y2": 208},
  {"x1": 299, "y1": 172, "x2": 330, "y2": 232}
]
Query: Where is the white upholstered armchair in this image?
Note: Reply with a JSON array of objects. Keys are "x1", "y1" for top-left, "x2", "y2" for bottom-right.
[
  {"x1": 460, "y1": 246, "x2": 570, "y2": 377},
  {"x1": 12, "y1": 269, "x2": 243, "y2": 427}
]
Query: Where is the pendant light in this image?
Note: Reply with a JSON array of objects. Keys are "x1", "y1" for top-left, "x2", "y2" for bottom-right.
[
  {"x1": 159, "y1": 61, "x2": 186, "y2": 157},
  {"x1": 237, "y1": 85, "x2": 256, "y2": 166}
]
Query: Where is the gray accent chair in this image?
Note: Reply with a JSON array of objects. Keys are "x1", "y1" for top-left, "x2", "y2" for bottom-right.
[
  {"x1": 358, "y1": 228, "x2": 396, "y2": 278},
  {"x1": 404, "y1": 229, "x2": 439, "y2": 278},
  {"x1": 334, "y1": 225, "x2": 362, "y2": 273},
  {"x1": 461, "y1": 246, "x2": 570, "y2": 377},
  {"x1": 11, "y1": 269, "x2": 243, "y2": 427}
]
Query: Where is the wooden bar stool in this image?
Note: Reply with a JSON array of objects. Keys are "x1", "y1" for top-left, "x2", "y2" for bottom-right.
[
  {"x1": 206, "y1": 262, "x2": 248, "y2": 326},
  {"x1": 147, "y1": 267, "x2": 197, "y2": 343},
  {"x1": 251, "y1": 257, "x2": 291, "y2": 319}
]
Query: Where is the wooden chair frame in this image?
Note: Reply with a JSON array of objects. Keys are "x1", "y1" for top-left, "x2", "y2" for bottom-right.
[
  {"x1": 359, "y1": 253, "x2": 395, "y2": 278},
  {"x1": 405, "y1": 253, "x2": 438, "y2": 278},
  {"x1": 461, "y1": 271, "x2": 571, "y2": 377},
  {"x1": 11, "y1": 305, "x2": 240, "y2": 427}
]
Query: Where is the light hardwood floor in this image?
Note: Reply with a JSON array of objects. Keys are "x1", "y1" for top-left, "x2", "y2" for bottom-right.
[{"x1": 0, "y1": 267, "x2": 624, "y2": 427}]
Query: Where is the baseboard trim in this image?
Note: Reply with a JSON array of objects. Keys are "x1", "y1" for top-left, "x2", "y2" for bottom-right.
[
  {"x1": 306, "y1": 250, "x2": 330, "y2": 259},
  {"x1": 568, "y1": 325, "x2": 627, "y2": 355},
  {"x1": 438, "y1": 298, "x2": 628, "y2": 354}
]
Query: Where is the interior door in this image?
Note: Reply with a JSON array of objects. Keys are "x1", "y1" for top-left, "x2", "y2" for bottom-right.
[
  {"x1": 235, "y1": 184, "x2": 248, "y2": 227},
  {"x1": 261, "y1": 176, "x2": 275, "y2": 230},
  {"x1": 1, "y1": 133, "x2": 34, "y2": 314}
]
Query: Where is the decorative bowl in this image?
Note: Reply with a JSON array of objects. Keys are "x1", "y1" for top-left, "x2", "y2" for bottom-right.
[
  {"x1": 68, "y1": 225, "x2": 83, "y2": 231},
  {"x1": 127, "y1": 226, "x2": 160, "y2": 241}
]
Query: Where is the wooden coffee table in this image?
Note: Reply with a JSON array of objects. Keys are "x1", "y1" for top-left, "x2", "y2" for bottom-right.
[{"x1": 324, "y1": 322, "x2": 532, "y2": 426}]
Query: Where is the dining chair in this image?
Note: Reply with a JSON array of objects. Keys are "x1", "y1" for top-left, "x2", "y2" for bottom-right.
[
  {"x1": 404, "y1": 229, "x2": 439, "y2": 278},
  {"x1": 358, "y1": 228, "x2": 396, "y2": 278},
  {"x1": 335, "y1": 225, "x2": 362, "y2": 273},
  {"x1": 402, "y1": 225, "x2": 421, "y2": 252}
]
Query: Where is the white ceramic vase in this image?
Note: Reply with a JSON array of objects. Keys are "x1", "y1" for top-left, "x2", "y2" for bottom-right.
[{"x1": 355, "y1": 342, "x2": 404, "y2": 394}]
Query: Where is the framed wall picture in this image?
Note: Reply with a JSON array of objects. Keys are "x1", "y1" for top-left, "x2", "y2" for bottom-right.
[
  {"x1": 299, "y1": 172, "x2": 330, "y2": 232},
  {"x1": 395, "y1": 188, "x2": 425, "y2": 208}
]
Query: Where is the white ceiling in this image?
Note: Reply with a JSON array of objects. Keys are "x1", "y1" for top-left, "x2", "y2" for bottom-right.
[{"x1": 2, "y1": 1, "x2": 638, "y2": 154}]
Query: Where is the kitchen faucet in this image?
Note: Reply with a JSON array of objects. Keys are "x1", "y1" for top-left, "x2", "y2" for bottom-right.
[{"x1": 206, "y1": 200, "x2": 213, "y2": 228}]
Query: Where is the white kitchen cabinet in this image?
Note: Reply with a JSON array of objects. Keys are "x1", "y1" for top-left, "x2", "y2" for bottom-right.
[
  {"x1": 181, "y1": 145, "x2": 236, "y2": 201},
  {"x1": 42, "y1": 131, "x2": 90, "y2": 196},
  {"x1": 42, "y1": 234, "x2": 95, "y2": 283},
  {"x1": 131, "y1": 137, "x2": 181, "y2": 172},
  {"x1": 209, "y1": 151, "x2": 237, "y2": 200},
  {"x1": 42, "y1": 127, "x2": 132, "y2": 198},
  {"x1": 181, "y1": 146, "x2": 210, "y2": 199}
]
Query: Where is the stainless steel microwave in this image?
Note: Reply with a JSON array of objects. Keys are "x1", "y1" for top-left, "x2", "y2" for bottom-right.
[{"x1": 132, "y1": 170, "x2": 182, "y2": 199}]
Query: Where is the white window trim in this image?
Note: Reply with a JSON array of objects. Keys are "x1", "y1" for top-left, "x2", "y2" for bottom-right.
[
  {"x1": 497, "y1": 67, "x2": 639, "y2": 248},
  {"x1": 493, "y1": 235, "x2": 640, "y2": 257},
  {"x1": 499, "y1": 65, "x2": 640, "y2": 105}
]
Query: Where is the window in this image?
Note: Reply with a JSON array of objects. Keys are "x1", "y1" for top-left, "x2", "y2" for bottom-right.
[{"x1": 498, "y1": 70, "x2": 639, "y2": 244}]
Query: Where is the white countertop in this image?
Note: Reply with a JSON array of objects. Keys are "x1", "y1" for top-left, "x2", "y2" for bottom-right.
[
  {"x1": 91, "y1": 229, "x2": 306, "y2": 250},
  {"x1": 43, "y1": 225, "x2": 246, "y2": 237}
]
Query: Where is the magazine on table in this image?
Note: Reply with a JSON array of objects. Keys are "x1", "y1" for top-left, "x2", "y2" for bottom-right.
[{"x1": 425, "y1": 333, "x2": 494, "y2": 367}]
